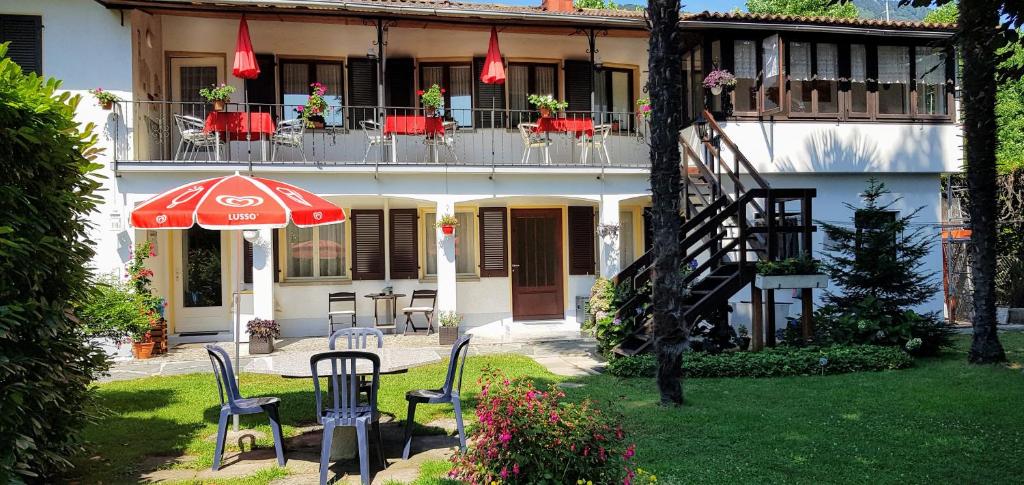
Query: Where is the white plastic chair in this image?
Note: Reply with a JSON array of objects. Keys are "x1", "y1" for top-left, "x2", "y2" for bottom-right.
[
  {"x1": 360, "y1": 120, "x2": 395, "y2": 164},
  {"x1": 579, "y1": 124, "x2": 612, "y2": 165},
  {"x1": 518, "y1": 122, "x2": 550, "y2": 165},
  {"x1": 270, "y1": 118, "x2": 306, "y2": 162},
  {"x1": 173, "y1": 114, "x2": 221, "y2": 161}
]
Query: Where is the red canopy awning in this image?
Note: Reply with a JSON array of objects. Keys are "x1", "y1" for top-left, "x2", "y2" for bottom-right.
[
  {"x1": 480, "y1": 27, "x2": 506, "y2": 85},
  {"x1": 232, "y1": 16, "x2": 260, "y2": 80}
]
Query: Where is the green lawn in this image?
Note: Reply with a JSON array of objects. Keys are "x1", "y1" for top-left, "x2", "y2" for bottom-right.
[{"x1": 74, "y1": 334, "x2": 1024, "y2": 484}]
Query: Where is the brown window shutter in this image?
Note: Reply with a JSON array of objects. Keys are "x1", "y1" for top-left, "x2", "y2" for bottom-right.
[
  {"x1": 389, "y1": 209, "x2": 419, "y2": 279},
  {"x1": 568, "y1": 206, "x2": 596, "y2": 275},
  {"x1": 272, "y1": 229, "x2": 280, "y2": 282},
  {"x1": 243, "y1": 240, "x2": 253, "y2": 284},
  {"x1": 0, "y1": 15, "x2": 42, "y2": 75},
  {"x1": 478, "y1": 207, "x2": 508, "y2": 277},
  {"x1": 351, "y1": 209, "x2": 385, "y2": 280}
]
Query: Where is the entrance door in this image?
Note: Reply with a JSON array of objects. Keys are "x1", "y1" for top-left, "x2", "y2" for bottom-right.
[
  {"x1": 172, "y1": 227, "x2": 230, "y2": 334},
  {"x1": 511, "y1": 209, "x2": 564, "y2": 320},
  {"x1": 169, "y1": 56, "x2": 225, "y2": 158}
]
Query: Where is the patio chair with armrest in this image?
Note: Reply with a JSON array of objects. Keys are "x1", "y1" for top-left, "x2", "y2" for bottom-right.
[
  {"x1": 518, "y1": 122, "x2": 550, "y2": 164},
  {"x1": 424, "y1": 120, "x2": 459, "y2": 164},
  {"x1": 205, "y1": 345, "x2": 285, "y2": 471},
  {"x1": 402, "y1": 289, "x2": 437, "y2": 336},
  {"x1": 270, "y1": 118, "x2": 306, "y2": 162},
  {"x1": 360, "y1": 120, "x2": 395, "y2": 164},
  {"x1": 311, "y1": 351, "x2": 386, "y2": 485},
  {"x1": 578, "y1": 123, "x2": 612, "y2": 165},
  {"x1": 173, "y1": 114, "x2": 221, "y2": 161},
  {"x1": 327, "y1": 291, "x2": 357, "y2": 335},
  {"x1": 402, "y1": 334, "x2": 472, "y2": 459}
]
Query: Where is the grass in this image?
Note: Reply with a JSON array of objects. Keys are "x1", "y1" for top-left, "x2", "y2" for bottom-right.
[{"x1": 73, "y1": 334, "x2": 1024, "y2": 484}]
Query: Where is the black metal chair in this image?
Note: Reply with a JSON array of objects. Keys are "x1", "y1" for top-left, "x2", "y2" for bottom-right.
[
  {"x1": 402, "y1": 334, "x2": 472, "y2": 459},
  {"x1": 402, "y1": 289, "x2": 437, "y2": 335},
  {"x1": 205, "y1": 345, "x2": 285, "y2": 471},
  {"x1": 311, "y1": 351, "x2": 386, "y2": 485},
  {"x1": 327, "y1": 291, "x2": 357, "y2": 335}
]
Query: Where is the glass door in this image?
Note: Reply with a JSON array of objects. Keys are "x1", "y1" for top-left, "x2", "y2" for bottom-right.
[
  {"x1": 168, "y1": 56, "x2": 225, "y2": 159},
  {"x1": 172, "y1": 227, "x2": 230, "y2": 334}
]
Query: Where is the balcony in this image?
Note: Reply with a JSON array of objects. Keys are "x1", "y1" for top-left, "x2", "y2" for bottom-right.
[{"x1": 113, "y1": 101, "x2": 651, "y2": 171}]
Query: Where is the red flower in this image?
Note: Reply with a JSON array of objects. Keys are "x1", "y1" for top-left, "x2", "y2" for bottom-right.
[{"x1": 417, "y1": 90, "x2": 424, "y2": 95}]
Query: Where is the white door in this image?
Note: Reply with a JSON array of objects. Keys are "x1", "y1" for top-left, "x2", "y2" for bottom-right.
[
  {"x1": 172, "y1": 227, "x2": 231, "y2": 334},
  {"x1": 169, "y1": 56, "x2": 225, "y2": 158}
]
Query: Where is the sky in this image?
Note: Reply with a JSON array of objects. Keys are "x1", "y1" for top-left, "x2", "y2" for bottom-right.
[{"x1": 463, "y1": 0, "x2": 749, "y2": 10}]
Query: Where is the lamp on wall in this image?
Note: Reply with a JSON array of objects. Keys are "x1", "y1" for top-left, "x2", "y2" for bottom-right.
[
  {"x1": 367, "y1": 43, "x2": 378, "y2": 61},
  {"x1": 695, "y1": 112, "x2": 709, "y2": 141},
  {"x1": 242, "y1": 229, "x2": 259, "y2": 242}
]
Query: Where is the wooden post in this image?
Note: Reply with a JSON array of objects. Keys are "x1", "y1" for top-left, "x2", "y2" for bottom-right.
[
  {"x1": 751, "y1": 283, "x2": 764, "y2": 351},
  {"x1": 801, "y1": 192, "x2": 815, "y2": 343},
  {"x1": 765, "y1": 289, "x2": 777, "y2": 347},
  {"x1": 801, "y1": 287, "x2": 814, "y2": 341}
]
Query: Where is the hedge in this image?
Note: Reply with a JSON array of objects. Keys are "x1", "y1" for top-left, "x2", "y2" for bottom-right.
[{"x1": 606, "y1": 345, "x2": 913, "y2": 379}]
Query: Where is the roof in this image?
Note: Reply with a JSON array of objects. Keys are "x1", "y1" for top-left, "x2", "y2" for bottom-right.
[{"x1": 681, "y1": 10, "x2": 956, "y2": 32}]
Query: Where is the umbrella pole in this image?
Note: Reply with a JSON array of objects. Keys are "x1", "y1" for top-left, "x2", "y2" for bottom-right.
[
  {"x1": 245, "y1": 84, "x2": 253, "y2": 175},
  {"x1": 233, "y1": 230, "x2": 242, "y2": 432}
]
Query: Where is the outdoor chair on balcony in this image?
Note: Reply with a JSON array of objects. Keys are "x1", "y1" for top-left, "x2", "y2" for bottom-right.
[
  {"x1": 173, "y1": 114, "x2": 221, "y2": 161},
  {"x1": 327, "y1": 291, "x2": 357, "y2": 335},
  {"x1": 270, "y1": 118, "x2": 306, "y2": 162},
  {"x1": 579, "y1": 124, "x2": 612, "y2": 165},
  {"x1": 402, "y1": 335, "x2": 472, "y2": 460},
  {"x1": 205, "y1": 345, "x2": 285, "y2": 471},
  {"x1": 401, "y1": 289, "x2": 437, "y2": 336},
  {"x1": 518, "y1": 122, "x2": 550, "y2": 164},
  {"x1": 360, "y1": 120, "x2": 394, "y2": 164},
  {"x1": 424, "y1": 120, "x2": 459, "y2": 164}
]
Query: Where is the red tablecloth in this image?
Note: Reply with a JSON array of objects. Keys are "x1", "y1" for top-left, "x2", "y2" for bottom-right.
[
  {"x1": 533, "y1": 117, "x2": 594, "y2": 137},
  {"x1": 384, "y1": 115, "x2": 445, "y2": 136},
  {"x1": 203, "y1": 112, "x2": 276, "y2": 139}
]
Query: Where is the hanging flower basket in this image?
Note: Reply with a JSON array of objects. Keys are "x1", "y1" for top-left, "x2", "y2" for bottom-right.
[
  {"x1": 89, "y1": 88, "x2": 121, "y2": 111},
  {"x1": 132, "y1": 341, "x2": 155, "y2": 359},
  {"x1": 441, "y1": 224, "x2": 455, "y2": 235},
  {"x1": 703, "y1": 68, "x2": 737, "y2": 97},
  {"x1": 437, "y1": 214, "x2": 459, "y2": 236}
]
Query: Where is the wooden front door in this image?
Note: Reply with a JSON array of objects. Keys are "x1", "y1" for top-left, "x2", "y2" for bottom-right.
[{"x1": 511, "y1": 209, "x2": 564, "y2": 320}]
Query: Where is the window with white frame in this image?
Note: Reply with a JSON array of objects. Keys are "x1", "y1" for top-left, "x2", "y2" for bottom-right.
[
  {"x1": 285, "y1": 222, "x2": 346, "y2": 278},
  {"x1": 424, "y1": 212, "x2": 476, "y2": 276}
]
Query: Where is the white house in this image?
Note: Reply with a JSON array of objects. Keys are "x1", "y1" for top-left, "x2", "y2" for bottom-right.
[{"x1": 0, "y1": 0, "x2": 959, "y2": 343}]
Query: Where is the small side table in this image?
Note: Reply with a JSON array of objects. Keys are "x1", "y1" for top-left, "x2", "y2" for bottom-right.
[{"x1": 363, "y1": 293, "x2": 405, "y2": 332}]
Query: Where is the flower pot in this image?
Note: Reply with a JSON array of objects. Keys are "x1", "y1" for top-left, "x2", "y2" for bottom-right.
[
  {"x1": 710, "y1": 85, "x2": 723, "y2": 96},
  {"x1": 425, "y1": 107, "x2": 439, "y2": 117},
  {"x1": 754, "y1": 273, "x2": 829, "y2": 290},
  {"x1": 997, "y1": 306, "x2": 1009, "y2": 325},
  {"x1": 539, "y1": 107, "x2": 552, "y2": 118},
  {"x1": 439, "y1": 326, "x2": 459, "y2": 346},
  {"x1": 212, "y1": 100, "x2": 226, "y2": 112},
  {"x1": 101, "y1": 100, "x2": 113, "y2": 111},
  {"x1": 132, "y1": 342, "x2": 155, "y2": 360},
  {"x1": 441, "y1": 224, "x2": 455, "y2": 236},
  {"x1": 249, "y1": 336, "x2": 275, "y2": 355}
]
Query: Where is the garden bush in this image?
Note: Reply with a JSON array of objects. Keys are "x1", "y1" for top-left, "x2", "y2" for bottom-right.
[
  {"x1": 0, "y1": 43, "x2": 108, "y2": 482},
  {"x1": 449, "y1": 368, "x2": 646, "y2": 484},
  {"x1": 79, "y1": 276, "x2": 153, "y2": 343},
  {"x1": 606, "y1": 345, "x2": 913, "y2": 379}
]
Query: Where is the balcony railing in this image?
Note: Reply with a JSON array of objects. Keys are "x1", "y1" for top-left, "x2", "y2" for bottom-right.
[{"x1": 112, "y1": 100, "x2": 651, "y2": 170}]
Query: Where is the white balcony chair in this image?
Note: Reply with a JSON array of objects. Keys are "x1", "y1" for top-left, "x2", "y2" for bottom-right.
[
  {"x1": 173, "y1": 114, "x2": 221, "y2": 161},
  {"x1": 360, "y1": 120, "x2": 395, "y2": 164},
  {"x1": 518, "y1": 122, "x2": 550, "y2": 165},
  {"x1": 270, "y1": 118, "x2": 306, "y2": 162},
  {"x1": 579, "y1": 124, "x2": 612, "y2": 165},
  {"x1": 425, "y1": 120, "x2": 460, "y2": 164}
]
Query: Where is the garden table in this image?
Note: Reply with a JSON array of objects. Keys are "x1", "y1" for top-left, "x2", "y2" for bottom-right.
[
  {"x1": 383, "y1": 115, "x2": 446, "y2": 163},
  {"x1": 203, "y1": 111, "x2": 276, "y2": 161},
  {"x1": 364, "y1": 293, "x2": 406, "y2": 331},
  {"x1": 532, "y1": 117, "x2": 595, "y2": 164}
]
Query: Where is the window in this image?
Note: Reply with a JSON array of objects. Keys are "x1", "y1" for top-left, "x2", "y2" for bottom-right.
[
  {"x1": 788, "y1": 41, "x2": 839, "y2": 117},
  {"x1": 424, "y1": 212, "x2": 476, "y2": 276},
  {"x1": 594, "y1": 67, "x2": 635, "y2": 129},
  {"x1": 762, "y1": 34, "x2": 783, "y2": 114},
  {"x1": 285, "y1": 223, "x2": 345, "y2": 279},
  {"x1": 0, "y1": 15, "x2": 42, "y2": 75},
  {"x1": 479, "y1": 207, "x2": 509, "y2": 277},
  {"x1": 351, "y1": 209, "x2": 385, "y2": 280},
  {"x1": 420, "y1": 63, "x2": 474, "y2": 127},
  {"x1": 877, "y1": 45, "x2": 910, "y2": 116},
  {"x1": 788, "y1": 41, "x2": 813, "y2": 114},
  {"x1": 848, "y1": 43, "x2": 870, "y2": 117},
  {"x1": 280, "y1": 60, "x2": 344, "y2": 126},
  {"x1": 688, "y1": 47, "x2": 705, "y2": 120},
  {"x1": 568, "y1": 207, "x2": 596, "y2": 276},
  {"x1": 619, "y1": 211, "x2": 635, "y2": 268},
  {"x1": 733, "y1": 39, "x2": 758, "y2": 114},
  {"x1": 508, "y1": 62, "x2": 558, "y2": 126},
  {"x1": 916, "y1": 46, "x2": 948, "y2": 116}
]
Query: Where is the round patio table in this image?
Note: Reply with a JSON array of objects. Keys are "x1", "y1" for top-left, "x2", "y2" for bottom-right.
[{"x1": 243, "y1": 347, "x2": 441, "y2": 377}]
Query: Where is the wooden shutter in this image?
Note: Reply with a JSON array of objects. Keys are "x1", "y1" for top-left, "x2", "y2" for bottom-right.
[
  {"x1": 564, "y1": 60, "x2": 593, "y2": 114},
  {"x1": 347, "y1": 57, "x2": 378, "y2": 128},
  {"x1": 351, "y1": 209, "x2": 385, "y2": 280},
  {"x1": 474, "y1": 56, "x2": 507, "y2": 128},
  {"x1": 568, "y1": 206, "x2": 596, "y2": 275},
  {"x1": 478, "y1": 207, "x2": 508, "y2": 277},
  {"x1": 389, "y1": 209, "x2": 419, "y2": 279},
  {"x1": 386, "y1": 58, "x2": 416, "y2": 108},
  {"x1": 243, "y1": 240, "x2": 253, "y2": 284},
  {"x1": 272, "y1": 229, "x2": 280, "y2": 282},
  {"x1": 1, "y1": 15, "x2": 42, "y2": 75}
]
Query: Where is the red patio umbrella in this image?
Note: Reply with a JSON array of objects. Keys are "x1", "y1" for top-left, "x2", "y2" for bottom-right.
[
  {"x1": 480, "y1": 27, "x2": 506, "y2": 85},
  {"x1": 233, "y1": 16, "x2": 260, "y2": 163},
  {"x1": 131, "y1": 173, "x2": 345, "y2": 388}
]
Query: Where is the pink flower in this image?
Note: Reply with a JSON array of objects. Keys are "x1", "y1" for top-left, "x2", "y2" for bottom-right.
[
  {"x1": 500, "y1": 467, "x2": 508, "y2": 479},
  {"x1": 624, "y1": 444, "x2": 636, "y2": 459},
  {"x1": 549, "y1": 411, "x2": 559, "y2": 423},
  {"x1": 499, "y1": 431, "x2": 511, "y2": 443},
  {"x1": 512, "y1": 463, "x2": 519, "y2": 475},
  {"x1": 526, "y1": 390, "x2": 536, "y2": 400}
]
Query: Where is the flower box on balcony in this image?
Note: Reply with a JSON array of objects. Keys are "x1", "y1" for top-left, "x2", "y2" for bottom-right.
[{"x1": 754, "y1": 273, "x2": 829, "y2": 290}]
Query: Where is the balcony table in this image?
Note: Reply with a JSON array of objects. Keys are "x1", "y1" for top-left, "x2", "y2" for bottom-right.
[
  {"x1": 203, "y1": 111, "x2": 276, "y2": 161},
  {"x1": 383, "y1": 115, "x2": 446, "y2": 163},
  {"x1": 531, "y1": 117, "x2": 595, "y2": 164}
]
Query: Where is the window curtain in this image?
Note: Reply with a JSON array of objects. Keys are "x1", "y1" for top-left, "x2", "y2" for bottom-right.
[
  {"x1": 422, "y1": 66, "x2": 443, "y2": 92},
  {"x1": 319, "y1": 224, "x2": 345, "y2": 277},
  {"x1": 878, "y1": 45, "x2": 910, "y2": 84},
  {"x1": 762, "y1": 36, "x2": 779, "y2": 77},
  {"x1": 850, "y1": 44, "x2": 867, "y2": 82},
  {"x1": 536, "y1": 66, "x2": 555, "y2": 96},
  {"x1": 916, "y1": 47, "x2": 946, "y2": 84},
  {"x1": 619, "y1": 211, "x2": 634, "y2": 268},
  {"x1": 816, "y1": 43, "x2": 839, "y2": 81},
  {"x1": 282, "y1": 63, "x2": 308, "y2": 95},
  {"x1": 425, "y1": 213, "x2": 475, "y2": 275},
  {"x1": 508, "y1": 64, "x2": 529, "y2": 112},
  {"x1": 789, "y1": 42, "x2": 811, "y2": 81},
  {"x1": 734, "y1": 40, "x2": 757, "y2": 78},
  {"x1": 286, "y1": 224, "x2": 314, "y2": 278}
]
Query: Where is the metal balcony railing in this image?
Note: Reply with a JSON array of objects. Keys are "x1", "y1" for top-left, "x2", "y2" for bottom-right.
[{"x1": 109, "y1": 100, "x2": 652, "y2": 170}]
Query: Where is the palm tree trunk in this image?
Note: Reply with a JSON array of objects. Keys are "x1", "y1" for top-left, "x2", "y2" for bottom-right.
[
  {"x1": 960, "y1": 0, "x2": 1006, "y2": 363},
  {"x1": 647, "y1": 0, "x2": 686, "y2": 404}
]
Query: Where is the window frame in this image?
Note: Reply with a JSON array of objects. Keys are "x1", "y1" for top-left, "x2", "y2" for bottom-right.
[
  {"x1": 874, "y1": 44, "x2": 913, "y2": 120},
  {"x1": 418, "y1": 61, "x2": 475, "y2": 128},
  {"x1": 785, "y1": 38, "x2": 842, "y2": 120},
  {"x1": 594, "y1": 65, "x2": 637, "y2": 131},
  {"x1": 422, "y1": 210, "x2": 479, "y2": 278},
  {"x1": 277, "y1": 57, "x2": 346, "y2": 128},
  {"x1": 726, "y1": 36, "x2": 761, "y2": 118},
  {"x1": 911, "y1": 45, "x2": 955, "y2": 121},
  {"x1": 281, "y1": 223, "x2": 348, "y2": 281},
  {"x1": 506, "y1": 61, "x2": 560, "y2": 125}
]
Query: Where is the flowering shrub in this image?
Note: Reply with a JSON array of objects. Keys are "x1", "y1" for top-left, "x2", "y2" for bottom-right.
[
  {"x1": 198, "y1": 83, "x2": 235, "y2": 102},
  {"x1": 449, "y1": 368, "x2": 641, "y2": 484},
  {"x1": 125, "y1": 240, "x2": 164, "y2": 342},
  {"x1": 419, "y1": 84, "x2": 446, "y2": 111},
  {"x1": 246, "y1": 318, "x2": 280, "y2": 340},
  {"x1": 297, "y1": 82, "x2": 330, "y2": 127},
  {"x1": 527, "y1": 93, "x2": 569, "y2": 113},
  {"x1": 702, "y1": 68, "x2": 737, "y2": 89},
  {"x1": 635, "y1": 96, "x2": 651, "y2": 119}
]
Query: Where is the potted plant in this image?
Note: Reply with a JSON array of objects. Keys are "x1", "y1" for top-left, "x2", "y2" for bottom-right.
[
  {"x1": 297, "y1": 82, "x2": 329, "y2": 129},
  {"x1": 438, "y1": 311, "x2": 462, "y2": 346},
  {"x1": 247, "y1": 318, "x2": 280, "y2": 354},
  {"x1": 79, "y1": 276, "x2": 156, "y2": 359},
  {"x1": 436, "y1": 213, "x2": 459, "y2": 236},
  {"x1": 636, "y1": 95, "x2": 651, "y2": 120},
  {"x1": 702, "y1": 68, "x2": 737, "y2": 96},
  {"x1": 754, "y1": 253, "x2": 829, "y2": 290},
  {"x1": 199, "y1": 83, "x2": 236, "y2": 112},
  {"x1": 528, "y1": 94, "x2": 568, "y2": 118},
  {"x1": 418, "y1": 84, "x2": 445, "y2": 117},
  {"x1": 89, "y1": 88, "x2": 121, "y2": 111}
]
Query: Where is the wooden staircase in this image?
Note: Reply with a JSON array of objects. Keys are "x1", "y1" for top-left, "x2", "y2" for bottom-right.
[{"x1": 610, "y1": 111, "x2": 816, "y2": 356}]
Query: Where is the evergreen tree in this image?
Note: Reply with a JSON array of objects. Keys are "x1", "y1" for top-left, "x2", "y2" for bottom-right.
[{"x1": 820, "y1": 179, "x2": 939, "y2": 315}]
